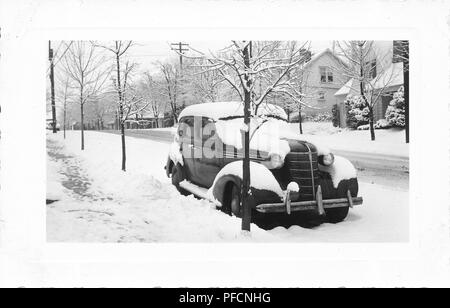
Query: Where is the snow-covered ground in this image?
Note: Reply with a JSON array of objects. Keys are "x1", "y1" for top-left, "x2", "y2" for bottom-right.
[
  {"x1": 287, "y1": 122, "x2": 409, "y2": 157},
  {"x1": 47, "y1": 131, "x2": 409, "y2": 243}
]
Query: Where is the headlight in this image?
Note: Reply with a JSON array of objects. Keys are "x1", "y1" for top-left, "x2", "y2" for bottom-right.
[
  {"x1": 320, "y1": 153, "x2": 335, "y2": 166},
  {"x1": 270, "y1": 154, "x2": 284, "y2": 169},
  {"x1": 261, "y1": 154, "x2": 285, "y2": 169}
]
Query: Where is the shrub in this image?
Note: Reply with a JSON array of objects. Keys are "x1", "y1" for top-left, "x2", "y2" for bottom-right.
[
  {"x1": 385, "y1": 86, "x2": 405, "y2": 127},
  {"x1": 345, "y1": 95, "x2": 369, "y2": 129},
  {"x1": 374, "y1": 119, "x2": 391, "y2": 129},
  {"x1": 357, "y1": 119, "x2": 391, "y2": 130},
  {"x1": 331, "y1": 104, "x2": 339, "y2": 127},
  {"x1": 304, "y1": 113, "x2": 333, "y2": 122}
]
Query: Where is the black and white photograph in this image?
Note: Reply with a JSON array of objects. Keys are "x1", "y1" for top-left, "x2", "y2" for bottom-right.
[
  {"x1": 1, "y1": 0, "x2": 450, "y2": 289},
  {"x1": 45, "y1": 40, "x2": 410, "y2": 242}
]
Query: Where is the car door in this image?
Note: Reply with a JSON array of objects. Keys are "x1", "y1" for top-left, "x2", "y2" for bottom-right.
[
  {"x1": 194, "y1": 117, "x2": 223, "y2": 188},
  {"x1": 178, "y1": 116, "x2": 196, "y2": 182}
]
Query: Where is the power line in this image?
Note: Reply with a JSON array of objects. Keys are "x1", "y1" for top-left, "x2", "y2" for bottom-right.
[{"x1": 170, "y1": 42, "x2": 189, "y2": 70}]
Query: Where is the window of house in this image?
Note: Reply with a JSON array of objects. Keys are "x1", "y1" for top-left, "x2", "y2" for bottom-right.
[
  {"x1": 320, "y1": 67, "x2": 333, "y2": 83},
  {"x1": 318, "y1": 91, "x2": 326, "y2": 101}
]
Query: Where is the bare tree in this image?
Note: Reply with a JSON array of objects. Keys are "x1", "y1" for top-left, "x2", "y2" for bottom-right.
[
  {"x1": 56, "y1": 76, "x2": 73, "y2": 139},
  {"x1": 187, "y1": 57, "x2": 223, "y2": 103},
  {"x1": 182, "y1": 41, "x2": 312, "y2": 231},
  {"x1": 62, "y1": 41, "x2": 110, "y2": 150},
  {"x1": 140, "y1": 72, "x2": 167, "y2": 128},
  {"x1": 158, "y1": 61, "x2": 182, "y2": 124},
  {"x1": 335, "y1": 41, "x2": 400, "y2": 140},
  {"x1": 96, "y1": 41, "x2": 150, "y2": 171}
]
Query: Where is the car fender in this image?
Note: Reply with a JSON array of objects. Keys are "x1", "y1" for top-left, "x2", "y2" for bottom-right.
[
  {"x1": 208, "y1": 161, "x2": 284, "y2": 207},
  {"x1": 318, "y1": 155, "x2": 358, "y2": 189},
  {"x1": 165, "y1": 156, "x2": 174, "y2": 178}
]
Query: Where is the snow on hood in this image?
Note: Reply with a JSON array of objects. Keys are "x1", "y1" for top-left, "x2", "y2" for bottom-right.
[
  {"x1": 215, "y1": 117, "x2": 331, "y2": 159},
  {"x1": 178, "y1": 101, "x2": 288, "y2": 121}
]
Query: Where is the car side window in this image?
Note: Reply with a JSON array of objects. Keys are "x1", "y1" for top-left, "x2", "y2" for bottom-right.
[
  {"x1": 178, "y1": 117, "x2": 194, "y2": 144},
  {"x1": 201, "y1": 117, "x2": 216, "y2": 141}
]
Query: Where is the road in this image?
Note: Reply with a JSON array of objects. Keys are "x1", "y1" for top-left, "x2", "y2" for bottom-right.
[{"x1": 100, "y1": 129, "x2": 409, "y2": 190}]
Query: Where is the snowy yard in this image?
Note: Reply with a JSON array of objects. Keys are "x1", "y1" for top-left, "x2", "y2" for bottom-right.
[
  {"x1": 46, "y1": 131, "x2": 409, "y2": 242},
  {"x1": 287, "y1": 122, "x2": 409, "y2": 157}
]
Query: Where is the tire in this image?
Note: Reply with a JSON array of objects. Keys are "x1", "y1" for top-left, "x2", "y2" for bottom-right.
[
  {"x1": 325, "y1": 205, "x2": 350, "y2": 224},
  {"x1": 322, "y1": 177, "x2": 358, "y2": 224},
  {"x1": 222, "y1": 182, "x2": 242, "y2": 217},
  {"x1": 171, "y1": 164, "x2": 190, "y2": 196}
]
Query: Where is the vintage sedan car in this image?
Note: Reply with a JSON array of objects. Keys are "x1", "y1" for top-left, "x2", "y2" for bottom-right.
[{"x1": 165, "y1": 101, "x2": 362, "y2": 225}]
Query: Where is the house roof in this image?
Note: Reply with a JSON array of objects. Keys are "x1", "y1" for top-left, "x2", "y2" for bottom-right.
[
  {"x1": 303, "y1": 48, "x2": 349, "y2": 70},
  {"x1": 334, "y1": 78, "x2": 359, "y2": 97},
  {"x1": 334, "y1": 62, "x2": 404, "y2": 97},
  {"x1": 371, "y1": 61, "x2": 403, "y2": 89}
]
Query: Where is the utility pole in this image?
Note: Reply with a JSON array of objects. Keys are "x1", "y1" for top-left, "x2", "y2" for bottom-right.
[
  {"x1": 49, "y1": 41, "x2": 57, "y2": 133},
  {"x1": 171, "y1": 42, "x2": 189, "y2": 115},
  {"x1": 170, "y1": 42, "x2": 189, "y2": 71},
  {"x1": 394, "y1": 40, "x2": 409, "y2": 144}
]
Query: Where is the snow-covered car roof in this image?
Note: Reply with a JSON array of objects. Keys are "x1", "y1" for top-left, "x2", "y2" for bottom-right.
[{"x1": 178, "y1": 101, "x2": 288, "y2": 121}]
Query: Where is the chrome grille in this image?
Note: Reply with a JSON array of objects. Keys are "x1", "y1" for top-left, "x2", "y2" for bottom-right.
[{"x1": 286, "y1": 150, "x2": 319, "y2": 200}]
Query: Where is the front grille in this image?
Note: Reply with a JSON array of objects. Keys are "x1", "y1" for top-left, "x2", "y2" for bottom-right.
[{"x1": 286, "y1": 149, "x2": 320, "y2": 201}]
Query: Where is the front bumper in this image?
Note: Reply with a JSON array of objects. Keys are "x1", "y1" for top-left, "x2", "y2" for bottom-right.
[{"x1": 256, "y1": 185, "x2": 363, "y2": 215}]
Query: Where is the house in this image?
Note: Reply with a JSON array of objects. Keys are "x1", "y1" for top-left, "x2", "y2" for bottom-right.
[
  {"x1": 334, "y1": 41, "x2": 405, "y2": 128},
  {"x1": 299, "y1": 48, "x2": 350, "y2": 116},
  {"x1": 124, "y1": 110, "x2": 165, "y2": 129}
]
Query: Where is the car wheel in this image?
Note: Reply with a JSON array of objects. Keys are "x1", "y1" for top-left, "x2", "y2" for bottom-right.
[
  {"x1": 171, "y1": 164, "x2": 190, "y2": 196},
  {"x1": 323, "y1": 178, "x2": 358, "y2": 223},
  {"x1": 223, "y1": 182, "x2": 242, "y2": 217}
]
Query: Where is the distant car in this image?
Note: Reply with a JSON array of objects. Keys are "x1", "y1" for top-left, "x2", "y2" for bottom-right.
[
  {"x1": 165, "y1": 102, "x2": 362, "y2": 226},
  {"x1": 46, "y1": 121, "x2": 60, "y2": 131}
]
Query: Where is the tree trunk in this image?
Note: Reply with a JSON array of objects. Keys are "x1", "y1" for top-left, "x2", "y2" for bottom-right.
[
  {"x1": 368, "y1": 107, "x2": 375, "y2": 141},
  {"x1": 241, "y1": 42, "x2": 252, "y2": 232},
  {"x1": 173, "y1": 112, "x2": 178, "y2": 125},
  {"x1": 80, "y1": 103, "x2": 85, "y2": 150},
  {"x1": 359, "y1": 72, "x2": 374, "y2": 141},
  {"x1": 63, "y1": 102, "x2": 66, "y2": 139},
  {"x1": 121, "y1": 121, "x2": 126, "y2": 171},
  {"x1": 115, "y1": 50, "x2": 127, "y2": 171},
  {"x1": 299, "y1": 105, "x2": 303, "y2": 134},
  {"x1": 49, "y1": 43, "x2": 57, "y2": 134}
]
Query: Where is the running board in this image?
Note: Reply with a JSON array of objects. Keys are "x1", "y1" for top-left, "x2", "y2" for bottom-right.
[{"x1": 179, "y1": 180, "x2": 210, "y2": 200}]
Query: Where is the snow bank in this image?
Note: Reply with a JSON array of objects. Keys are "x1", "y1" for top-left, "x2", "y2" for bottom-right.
[
  {"x1": 270, "y1": 182, "x2": 409, "y2": 242},
  {"x1": 319, "y1": 155, "x2": 357, "y2": 188},
  {"x1": 46, "y1": 132, "x2": 276, "y2": 242},
  {"x1": 208, "y1": 161, "x2": 284, "y2": 197}
]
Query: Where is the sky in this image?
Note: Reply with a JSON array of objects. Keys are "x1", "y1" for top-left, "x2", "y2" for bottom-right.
[{"x1": 127, "y1": 40, "x2": 333, "y2": 74}]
